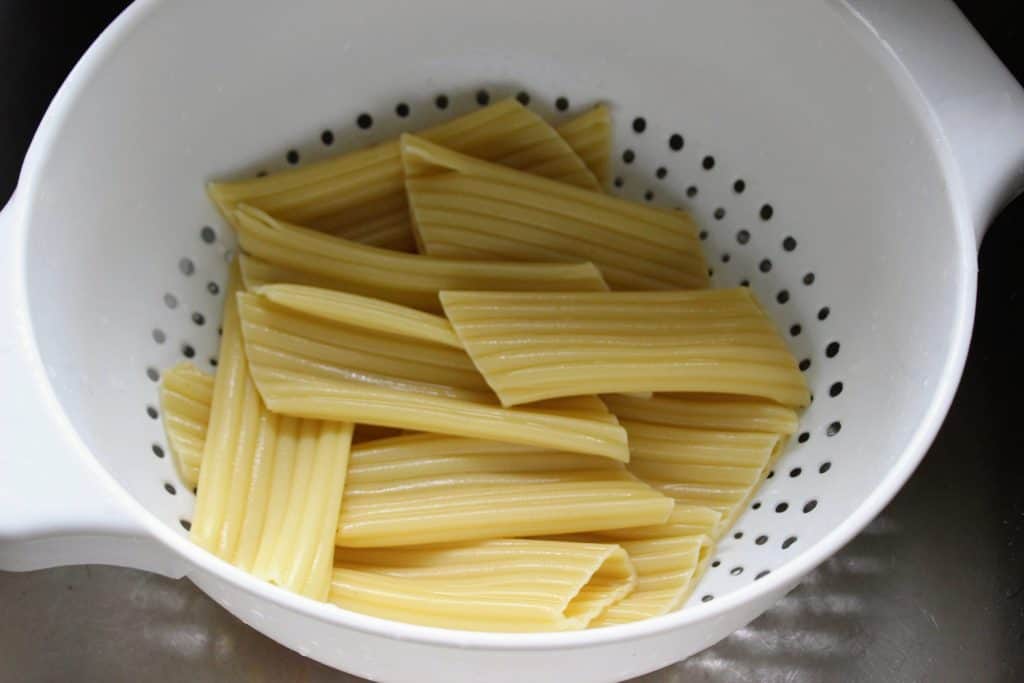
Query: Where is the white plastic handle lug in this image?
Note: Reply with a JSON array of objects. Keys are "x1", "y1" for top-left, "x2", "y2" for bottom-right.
[
  {"x1": 0, "y1": 192, "x2": 186, "y2": 578},
  {"x1": 846, "y1": 0, "x2": 1024, "y2": 243}
]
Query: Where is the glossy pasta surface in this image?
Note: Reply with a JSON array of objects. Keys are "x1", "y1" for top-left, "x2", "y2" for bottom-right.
[
  {"x1": 403, "y1": 134, "x2": 707, "y2": 289},
  {"x1": 441, "y1": 289, "x2": 811, "y2": 407},
  {"x1": 237, "y1": 290, "x2": 630, "y2": 461},
  {"x1": 209, "y1": 99, "x2": 599, "y2": 251},
  {"x1": 338, "y1": 434, "x2": 672, "y2": 546},
  {"x1": 159, "y1": 98, "x2": 808, "y2": 632},
  {"x1": 159, "y1": 362, "x2": 214, "y2": 490}
]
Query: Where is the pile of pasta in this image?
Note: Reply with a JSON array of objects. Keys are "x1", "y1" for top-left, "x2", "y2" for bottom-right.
[{"x1": 160, "y1": 98, "x2": 809, "y2": 632}]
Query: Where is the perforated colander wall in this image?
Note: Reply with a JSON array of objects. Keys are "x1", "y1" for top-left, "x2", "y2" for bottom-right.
[{"x1": 143, "y1": 86, "x2": 846, "y2": 606}]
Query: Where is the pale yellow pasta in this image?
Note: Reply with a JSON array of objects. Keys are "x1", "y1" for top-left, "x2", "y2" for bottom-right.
[
  {"x1": 402, "y1": 134, "x2": 708, "y2": 289},
  {"x1": 603, "y1": 392, "x2": 800, "y2": 434},
  {"x1": 233, "y1": 204, "x2": 609, "y2": 313},
  {"x1": 237, "y1": 290, "x2": 630, "y2": 460},
  {"x1": 553, "y1": 504, "x2": 717, "y2": 625},
  {"x1": 331, "y1": 209, "x2": 413, "y2": 251},
  {"x1": 337, "y1": 433, "x2": 670, "y2": 546},
  {"x1": 601, "y1": 375, "x2": 797, "y2": 541},
  {"x1": 164, "y1": 100, "x2": 812, "y2": 630},
  {"x1": 159, "y1": 363, "x2": 395, "y2": 477},
  {"x1": 239, "y1": 253, "x2": 348, "y2": 293},
  {"x1": 596, "y1": 503, "x2": 722, "y2": 541},
  {"x1": 441, "y1": 289, "x2": 811, "y2": 407},
  {"x1": 330, "y1": 539, "x2": 634, "y2": 631},
  {"x1": 257, "y1": 284, "x2": 463, "y2": 349},
  {"x1": 189, "y1": 263, "x2": 355, "y2": 600},
  {"x1": 623, "y1": 420, "x2": 784, "y2": 537},
  {"x1": 557, "y1": 104, "x2": 612, "y2": 187},
  {"x1": 159, "y1": 361, "x2": 214, "y2": 490},
  {"x1": 591, "y1": 534, "x2": 713, "y2": 625},
  {"x1": 190, "y1": 262, "x2": 262, "y2": 558},
  {"x1": 248, "y1": 417, "x2": 355, "y2": 600},
  {"x1": 208, "y1": 99, "x2": 599, "y2": 251},
  {"x1": 341, "y1": 475, "x2": 670, "y2": 547}
]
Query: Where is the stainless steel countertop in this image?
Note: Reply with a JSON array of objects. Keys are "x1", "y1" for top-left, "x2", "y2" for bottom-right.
[{"x1": 2, "y1": 2, "x2": 1022, "y2": 681}]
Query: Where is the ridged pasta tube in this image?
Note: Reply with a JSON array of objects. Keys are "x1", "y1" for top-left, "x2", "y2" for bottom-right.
[
  {"x1": 330, "y1": 539, "x2": 634, "y2": 631},
  {"x1": 557, "y1": 504, "x2": 717, "y2": 626},
  {"x1": 189, "y1": 263, "x2": 355, "y2": 600},
  {"x1": 236, "y1": 291, "x2": 630, "y2": 460},
  {"x1": 441, "y1": 289, "x2": 811, "y2": 407},
  {"x1": 158, "y1": 362, "x2": 395, "y2": 469},
  {"x1": 557, "y1": 104, "x2": 612, "y2": 187},
  {"x1": 159, "y1": 362, "x2": 214, "y2": 490},
  {"x1": 402, "y1": 134, "x2": 707, "y2": 289},
  {"x1": 603, "y1": 393, "x2": 799, "y2": 435},
  {"x1": 622, "y1": 420, "x2": 785, "y2": 537},
  {"x1": 208, "y1": 99, "x2": 599, "y2": 251},
  {"x1": 233, "y1": 204, "x2": 608, "y2": 313},
  {"x1": 591, "y1": 534, "x2": 713, "y2": 625},
  {"x1": 337, "y1": 434, "x2": 672, "y2": 546}
]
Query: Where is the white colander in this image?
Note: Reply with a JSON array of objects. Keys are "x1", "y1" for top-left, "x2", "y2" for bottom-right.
[{"x1": 2, "y1": 1, "x2": 1023, "y2": 681}]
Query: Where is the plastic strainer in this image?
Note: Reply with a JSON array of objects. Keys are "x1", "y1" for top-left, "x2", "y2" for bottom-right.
[{"x1": 2, "y1": 1, "x2": 1023, "y2": 681}]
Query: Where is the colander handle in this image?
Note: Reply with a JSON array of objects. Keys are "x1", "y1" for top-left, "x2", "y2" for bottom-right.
[
  {"x1": 0, "y1": 193, "x2": 186, "y2": 579},
  {"x1": 846, "y1": 0, "x2": 1024, "y2": 243}
]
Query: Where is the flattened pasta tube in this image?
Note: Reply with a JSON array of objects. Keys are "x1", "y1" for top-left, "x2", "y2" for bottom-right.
[
  {"x1": 555, "y1": 504, "x2": 717, "y2": 625},
  {"x1": 557, "y1": 104, "x2": 612, "y2": 187},
  {"x1": 603, "y1": 392, "x2": 799, "y2": 435},
  {"x1": 158, "y1": 360, "x2": 393, "y2": 478},
  {"x1": 441, "y1": 289, "x2": 811, "y2": 407},
  {"x1": 402, "y1": 134, "x2": 707, "y2": 289},
  {"x1": 337, "y1": 433, "x2": 672, "y2": 546},
  {"x1": 248, "y1": 417, "x2": 355, "y2": 600},
  {"x1": 233, "y1": 204, "x2": 608, "y2": 313},
  {"x1": 189, "y1": 264, "x2": 354, "y2": 600},
  {"x1": 591, "y1": 534, "x2": 713, "y2": 625},
  {"x1": 159, "y1": 362, "x2": 214, "y2": 490},
  {"x1": 236, "y1": 290, "x2": 630, "y2": 460},
  {"x1": 623, "y1": 420, "x2": 784, "y2": 538},
  {"x1": 330, "y1": 539, "x2": 634, "y2": 631},
  {"x1": 208, "y1": 99, "x2": 599, "y2": 251}
]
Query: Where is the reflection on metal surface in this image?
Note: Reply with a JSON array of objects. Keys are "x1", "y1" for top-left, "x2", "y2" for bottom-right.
[
  {"x1": 646, "y1": 549, "x2": 880, "y2": 682},
  {"x1": 0, "y1": 503, "x2": 1011, "y2": 683}
]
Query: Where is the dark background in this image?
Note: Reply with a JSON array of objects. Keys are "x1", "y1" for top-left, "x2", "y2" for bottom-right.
[{"x1": 1, "y1": 2, "x2": 1021, "y2": 681}]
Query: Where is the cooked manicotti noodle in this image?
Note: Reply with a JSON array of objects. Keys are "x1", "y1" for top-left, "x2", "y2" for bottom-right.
[
  {"x1": 551, "y1": 504, "x2": 717, "y2": 625},
  {"x1": 602, "y1": 394, "x2": 795, "y2": 538},
  {"x1": 246, "y1": 417, "x2": 355, "y2": 599},
  {"x1": 233, "y1": 204, "x2": 608, "y2": 313},
  {"x1": 622, "y1": 420, "x2": 784, "y2": 538},
  {"x1": 190, "y1": 263, "x2": 259, "y2": 558},
  {"x1": 208, "y1": 99, "x2": 599, "y2": 252},
  {"x1": 236, "y1": 290, "x2": 631, "y2": 460},
  {"x1": 330, "y1": 539, "x2": 635, "y2": 631},
  {"x1": 156, "y1": 337, "x2": 395, "y2": 478},
  {"x1": 337, "y1": 433, "x2": 673, "y2": 546},
  {"x1": 441, "y1": 289, "x2": 811, "y2": 407},
  {"x1": 159, "y1": 361, "x2": 214, "y2": 490},
  {"x1": 189, "y1": 264, "x2": 355, "y2": 600},
  {"x1": 401, "y1": 134, "x2": 708, "y2": 289},
  {"x1": 158, "y1": 99, "x2": 813, "y2": 630},
  {"x1": 257, "y1": 284, "x2": 463, "y2": 349},
  {"x1": 603, "y1": 393, "x2": 799, "y2": 435},
  {"x1": 556, "y1": 104, "x2": 612, "y2": 188},
  {"x1": 592, "y1": 534, "x2": 713, "y2": 626}
]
